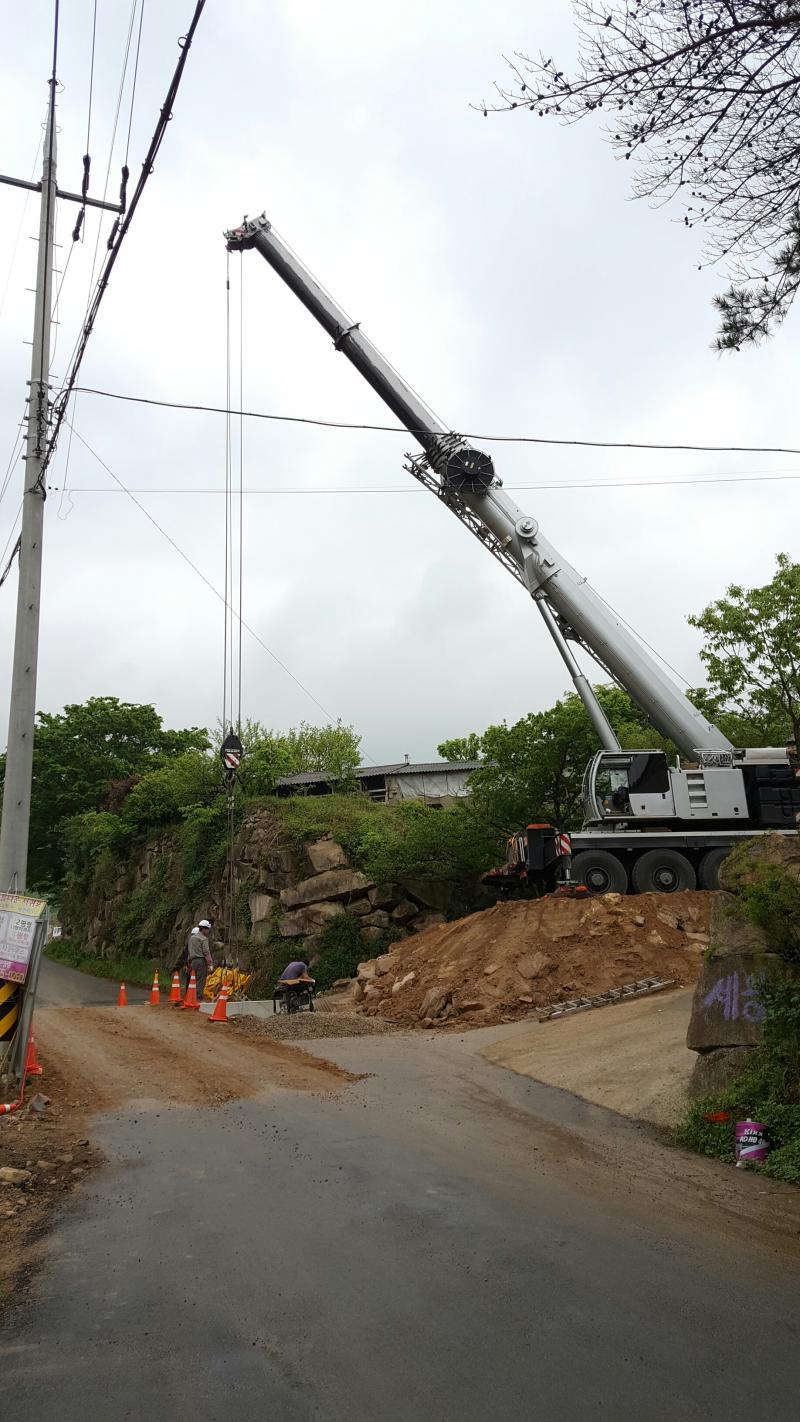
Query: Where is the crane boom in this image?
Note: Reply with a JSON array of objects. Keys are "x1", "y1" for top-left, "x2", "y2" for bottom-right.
[{"x1": 225, "y1": 213, "x2": 731, "y2": 759}]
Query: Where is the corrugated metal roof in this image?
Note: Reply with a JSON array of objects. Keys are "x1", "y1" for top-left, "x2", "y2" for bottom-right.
[{"x1": 276, "y1": 759, "x2": 482, "y2": 787}]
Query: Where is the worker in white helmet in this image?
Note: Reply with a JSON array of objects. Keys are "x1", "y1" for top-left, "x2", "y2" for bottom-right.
[{"x1": 188, "y1": 919, "x2": 214, "y2": 1002}]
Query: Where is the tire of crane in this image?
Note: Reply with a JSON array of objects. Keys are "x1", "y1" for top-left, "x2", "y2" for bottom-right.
[
  {"x1": 631, "y1": 848, "x2": 697, "y2": 894},
  {"x1": 571, "y1": 849, "x2": 629, "y2": 896},
  {"x1": 697, "y1": 846, "x2": 730, "y2": 891}
]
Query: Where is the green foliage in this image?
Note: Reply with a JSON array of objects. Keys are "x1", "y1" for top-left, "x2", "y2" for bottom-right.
[
  {"x1": 120, "y1": 752, "x2": 218, "y2": 834},
  {"x1": 463, "y1": 685, "x2": 672, "y2": 831},
  {"x1": 45, "y1": 938, "x2": 159, "y2": 986},
  {"x1": 179, "y1": 803, "x2": 229, "y2": 905},
  {"x1": 676, "y1": 975, "x2": 800, "y2": 1183},
  {"x1": 688, "y1": 554, "x2": 800, "y2": 745},
  {"x1": 0, "y1": 696, "x2": 208, "y2": 887},
  {"x1": 721, "y1": 847, "x2": 800, "y2": 964},
  {"x1": 112, "y1": 853, "x2": 180, "y2": 954},
  {"x1": 357, "y1": 800, "x2": 499, "y2": 890},
  {"x1": 436, "y1": 733, "x2": 482, "y2": 761},
  {"x1": 232, "y1": 718, "x2": 361, "y2": 796},
  {"x1": 312, "y1": 915, "x2": 366, "y2": 992}
]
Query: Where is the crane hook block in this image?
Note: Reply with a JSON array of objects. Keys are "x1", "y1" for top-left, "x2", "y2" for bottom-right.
[{"x1": 444, "y1": 447, "x2": 495, "y2": 494}]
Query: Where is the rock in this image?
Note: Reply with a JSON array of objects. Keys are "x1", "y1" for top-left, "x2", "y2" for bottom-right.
[
  {"x1": 633, "y1": 914, "x2": 646, "y2": 926},
  {"x1": 364, "y1": 910, "x2": 391, "y2": 931},
  {"x1": 369, "y1": 883, "x2": 401, "y2": 910},
  {"x1": 458, "y1": 1001, "x2": 486, "y2": 1013},
  {"x1": 331, "y1": 977, "x2": 353, "y2": 990},
  {"x1": 483, "y1": 963, "x2": 498, "y2": 976},
  {"x1": 720, "y1": 831, "x2": 800, "y2": 892},
  {"x1": 516, "y1": 950, "x2": 550, "y2": 980},
  {"x1": 35, "y1": 1159, "x2": 54, "y2": 1172},
  {"x1": 601, "y1": 893, "x2": 624, "y2": 907},
  {"x1": 656, "y1": 909, "x2": 682, "y2": 931},
  {"x1": 0, "y1": 1167, "x2": 32, "y2": 1187},
  {"x1": 688, "y1": 1045, "x2": 755, "y2": 1099},
  {"x1": 306, "y1": 838, "x2": 350, "y2": 874},
  {"x1": 686, "y1": 952, "x2": 787, "y2": 1051},
  {"x1": 28, "y1": 1094, "x2": 50, "y2": 1113},
  {"x1": 391, "y1": 972, "x2": 416, "y2": 995},
  {"x1": 356, "y1": 960, "x2": 378, "y2": 981},
  {"x1": 647, "y1": 931, "x2": 665, "y2": 946},
  {"x1": 418, "y1": 987, "x2": 450, "y2": 1021},
  {"x1": 249, "y1": 892, "x2": 275, "y2": 925},
  {"x1": 361, "y1": 927, "x2": 386, "y2": 944},
  {"x1": 278, "y1": 902, "x2": 344, "y2": 938},
  {"x1": 518, "y1": 995, "x2": 534, "y2": 1005},
  {"x1": 411, "y1": 912, "x2": 446, "y2": 934},
  {"x1": 345, "y1": 898, "x2": 372, "y2": 918},
  {"x1": 257, "y1": 869, "x2": 293, "y2": 893},
  {"x1": 376, "y1": 952, "x2": 401, "y2": 974},
  {"x1": 351, "y1": 980, "x2": 365, "y2": 1003},
  {"x1": 707, "y1": 894, "x2": 771, "y2": 957},
  {"x1": 391, "y1": 899, "x2": 418, "y2": 924},
  {"x1": 281, "y1": 868, "x2": 375, "y2": 910}
]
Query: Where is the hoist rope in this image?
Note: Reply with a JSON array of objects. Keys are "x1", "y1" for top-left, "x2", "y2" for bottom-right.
[{"x1": 221, "y1": 254, "x2": 246, "y2": 983}]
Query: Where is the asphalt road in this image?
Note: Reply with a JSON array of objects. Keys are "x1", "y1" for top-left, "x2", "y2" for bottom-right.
[
  {"x1": 36, "y1": 954, "x2": 150, "y2": 1005},
  {"x1": 1, "y1": 1018, "x2": 799, "y2": 1420}
]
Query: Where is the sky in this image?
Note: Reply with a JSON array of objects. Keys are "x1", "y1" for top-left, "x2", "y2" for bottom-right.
[{"x1": 0, "y1": 0, "x2": 797, "y2": 765}]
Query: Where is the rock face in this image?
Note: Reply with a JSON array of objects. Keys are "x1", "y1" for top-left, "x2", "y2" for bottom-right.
[
  {"x1": 305, "y1": 837, "x2": 350, "y2": 874},
  {"x1": 280, "y1": 868, "x2": 375, "y2": 910},
  {"x1": 686, "y1": 952, "x2": 776, "y2": 1050},
  {"x1": 688, "y1": 1045, "x2": 755, "y2": 1099}
]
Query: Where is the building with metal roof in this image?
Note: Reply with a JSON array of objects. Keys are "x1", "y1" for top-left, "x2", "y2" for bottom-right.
[{"x1": 275, "y1": 757, "x2": 482, "y2": 806}]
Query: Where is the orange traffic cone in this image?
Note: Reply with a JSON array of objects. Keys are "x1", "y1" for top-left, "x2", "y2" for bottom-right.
[
  {"x1": 117, "y1": 982, "x2": 128, "y2": 1008},
  {"x1": 168, "y1": 971, "x2": 182, "y2": 1006},
  {"x1": 25, "y1": 1032, "x2": 43, "y2": 1077},
  {"x1": 148, "y1": 971, "x2": 160, "y2": 1006},
  {"x1": 181, "y1": 968, "x2": 199, "y2": 1010},
  {"x1": 208, "y1": 982, "x2": 230, "y2": 1024}
]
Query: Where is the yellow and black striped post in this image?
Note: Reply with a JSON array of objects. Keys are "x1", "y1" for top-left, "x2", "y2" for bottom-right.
[{"x1": 0, "y1": 977, "x2": 19, "y2": 1042}]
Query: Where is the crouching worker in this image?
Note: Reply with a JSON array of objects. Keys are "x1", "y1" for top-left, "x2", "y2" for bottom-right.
[{"x1": 279, "y1": 959, "x2": 315, "y2": 985}]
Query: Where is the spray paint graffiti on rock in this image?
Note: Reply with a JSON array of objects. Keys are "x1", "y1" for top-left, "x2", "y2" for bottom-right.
[{"x1": 701, "y1": 971, "x2": 765, "y2": 1025}]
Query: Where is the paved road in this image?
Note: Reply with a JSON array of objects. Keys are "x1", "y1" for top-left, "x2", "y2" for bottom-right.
[
  {"x1": 36, "y1": 954, "x2": 149, "y2": 1006},
  {"x1": 1, "y1": 1020, "x2": 798, "y2": 1420}
]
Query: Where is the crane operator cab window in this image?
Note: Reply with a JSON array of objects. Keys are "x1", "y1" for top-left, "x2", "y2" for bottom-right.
[{"x1": 593, "y1": 751, "x2": 672, "y2": 820}]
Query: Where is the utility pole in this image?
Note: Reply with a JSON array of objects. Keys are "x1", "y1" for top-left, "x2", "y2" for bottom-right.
[{"x1": 0, "y1": 83, "x2": 58, "y2": 893}]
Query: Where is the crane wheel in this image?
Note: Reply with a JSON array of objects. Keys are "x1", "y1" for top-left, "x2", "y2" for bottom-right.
[
  {"x1": 631, "y1": 849, "x2": 696, "y2": 894},
  {"x1": 698, "y1": 847, "x2": 729, "y2": 891},
  {"x1": 571, "y1": 849, "x2": 628, "y2": 896}
]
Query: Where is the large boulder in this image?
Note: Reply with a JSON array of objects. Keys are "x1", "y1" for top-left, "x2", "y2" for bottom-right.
[
  {"x1": 280, "y1": 868, "x2": 375, "y2": 910},
  {"x1": 370, "y1": 883, "x2": 401, "y2": 910},
  {"x1": 688, "y1": 1045, "x2": 755, "y2": 1099},
  {"x1": 278, "y1": 902, "x2": 344, "y2": 938},
  {"x1": 249, "y1": 892, "x2": 275, "y2": 926},
  {"x1": 707, "y1": 894, "x2": 771, "y2": 957},
  {"x1": 720, "y1": 831, "x2": 800, "y2": 892},
  {"x1": 305, "y1": 838, "x2": 350, "y2": 874},
  {"x1": 686, "y1": 952, "x2": 779, "y2": 1050}
]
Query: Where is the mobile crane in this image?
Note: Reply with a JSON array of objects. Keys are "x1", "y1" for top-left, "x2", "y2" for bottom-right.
[{"x1": 225, "y1": 213, "x2": 800, "y2": 895}]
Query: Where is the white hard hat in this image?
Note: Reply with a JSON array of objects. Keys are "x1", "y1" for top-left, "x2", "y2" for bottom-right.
[
  {"x1": 199, "y1": 919, "x2": 211, "y2": 928},
  {"x1": 190, "y1": 926, "x2": 201, "y2": 936}
]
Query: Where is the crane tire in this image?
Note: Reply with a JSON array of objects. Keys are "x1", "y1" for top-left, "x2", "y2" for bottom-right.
[
  {"x1": 698, "y1": 847, "x2": 729, "y2": 891},
  {"x1": 571, "y1": 850, "x2": 628, "y2": 896},
  {"x1": 631, "y1": 849, "x2": 696, "y2": 894}
]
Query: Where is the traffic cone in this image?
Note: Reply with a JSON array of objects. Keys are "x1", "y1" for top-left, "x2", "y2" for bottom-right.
[
  {"x1": 168, "y1": 971, "x2": 182, "y2": 1006},
  {"x1": 25, "y1": 1032, "x2": 43, "y2": 1077},
  {"x1": 181, "y1": 969, "x2": 199, "y2": 1010},
  {"x1": 148, "y1": 971, "x2": 160, "y2": 1006},
  {"x1": 208, "y1": 982, "x2": 230, "y2": 1024},
  {"x1": 117, "y1": 982, "x2": 128, "y2": 1008}
]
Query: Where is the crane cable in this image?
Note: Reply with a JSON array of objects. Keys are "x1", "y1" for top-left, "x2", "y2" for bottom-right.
[{"x1": 221, "y1": 254, "x2": 246, "y2": 983}]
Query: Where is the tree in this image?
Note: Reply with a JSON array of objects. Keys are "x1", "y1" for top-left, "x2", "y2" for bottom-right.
[
  {"x1": 236, "y1": 719, "x2": 362, "y2": 797},
  {"x1": 485, "y1": 2, "x2": 800, "y2": 346},
  {"x1": 436, "y1": 733, "x2": 483, "y2": 761},
  {"x1": 463, "y1": 685, "x2": 672, "y2": 831},
  {"x1": 688, "y1": 553, "x2": 800, "y2": 744},
  {"x1": 0, "y1": 697, "x2": 209, "y2": 888}
]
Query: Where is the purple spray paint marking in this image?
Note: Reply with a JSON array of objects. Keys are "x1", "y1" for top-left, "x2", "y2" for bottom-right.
[{"x1": 702, "y1": 971, "x2": 765, "y2": 1024}]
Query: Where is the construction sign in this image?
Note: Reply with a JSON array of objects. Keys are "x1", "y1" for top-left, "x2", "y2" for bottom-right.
[{"x1": 0, "y1": 892, "x2": 47, "y2": 985}]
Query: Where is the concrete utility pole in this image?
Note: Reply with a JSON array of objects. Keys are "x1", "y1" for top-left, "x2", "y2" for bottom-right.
[{"x1": 0, "y1": 84, "x2": 58, "y2": 893}]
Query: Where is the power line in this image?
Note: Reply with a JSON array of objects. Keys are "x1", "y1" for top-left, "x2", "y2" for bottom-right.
[
  {"x1": 67, "y1": 384, "x2": 800, "y2": 456},
  {"x1": 41, "y1": 1, "x2": 207, "y2": 482},
  {"x1": 51, "y1": 471, "x2": 800, "y2": 494},
  {"x1": 66, "y1": 421, "x2": 347, "y2": 727},
  {"x1": 124, "y1": 1, "x2": 146, "y2": 167}
]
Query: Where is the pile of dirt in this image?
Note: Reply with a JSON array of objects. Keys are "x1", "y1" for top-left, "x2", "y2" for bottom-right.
[{"x1": 354, "y1": 891, "x2": 712, "y2": 1028}]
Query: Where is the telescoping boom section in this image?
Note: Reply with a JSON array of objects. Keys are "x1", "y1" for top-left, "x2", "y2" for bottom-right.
[{"x1": 225, "y1": 213, "x2": 729, "y2": 761}]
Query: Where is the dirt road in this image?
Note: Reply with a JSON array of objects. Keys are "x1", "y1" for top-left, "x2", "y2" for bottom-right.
[{"x1": 482, "y1": 987, "x2": 697, "y2": 1126}]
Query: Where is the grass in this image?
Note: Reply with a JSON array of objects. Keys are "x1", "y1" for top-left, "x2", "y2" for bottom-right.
[{"x1": 45, "y1": 937, "x2": 164, "y2": 987}]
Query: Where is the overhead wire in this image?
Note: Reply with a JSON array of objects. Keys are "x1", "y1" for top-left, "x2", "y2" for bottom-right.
[
  {"x1": 124, "y1": 0, "x2": 146, "y2": 167},
  {"x1": 65, "y1": 385, "x2": 800, "y2": 457},
  {"x1": 49, "y1": 470, "x2": 800, "y2": 494},
  {"x1": 65, "y1": 420, "x2": 345, "y2": 725}
]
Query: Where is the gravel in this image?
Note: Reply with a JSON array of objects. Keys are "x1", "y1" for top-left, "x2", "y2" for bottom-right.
[{"x1": 231, "y1": 1011, "x2": 397, "y2": 1041}]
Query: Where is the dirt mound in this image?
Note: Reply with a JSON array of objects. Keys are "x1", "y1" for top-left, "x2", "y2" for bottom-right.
[{"x1": 354, "y1": 891, "x2": 711, "y2": 1028}]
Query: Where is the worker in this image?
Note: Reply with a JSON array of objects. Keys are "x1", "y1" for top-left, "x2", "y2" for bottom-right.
[
  {"x1": 188, "y1": 919, "x2": 214, "y2": 1002},
  {"x1": 279, "y1": 959, "x2": 315, "y2": 984},
  {"x1": 175, "y1": 926, "x2": 198, "y2": 995}
]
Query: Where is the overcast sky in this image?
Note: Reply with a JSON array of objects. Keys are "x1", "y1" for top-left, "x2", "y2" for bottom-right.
[{"x1": 0, "y1": 0, "x2": 796, "y2": 764}]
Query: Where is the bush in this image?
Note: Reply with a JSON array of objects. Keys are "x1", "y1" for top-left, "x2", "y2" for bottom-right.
[
  {"x1": 120, "y1": 752, "x2": 218, "y2": 836},
  {"x1": 312, "y1": 915, "x2": 366, "y2": 992},
  {"x1": 46, "y1": 938, "x2": 159, "y2": 986}
]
